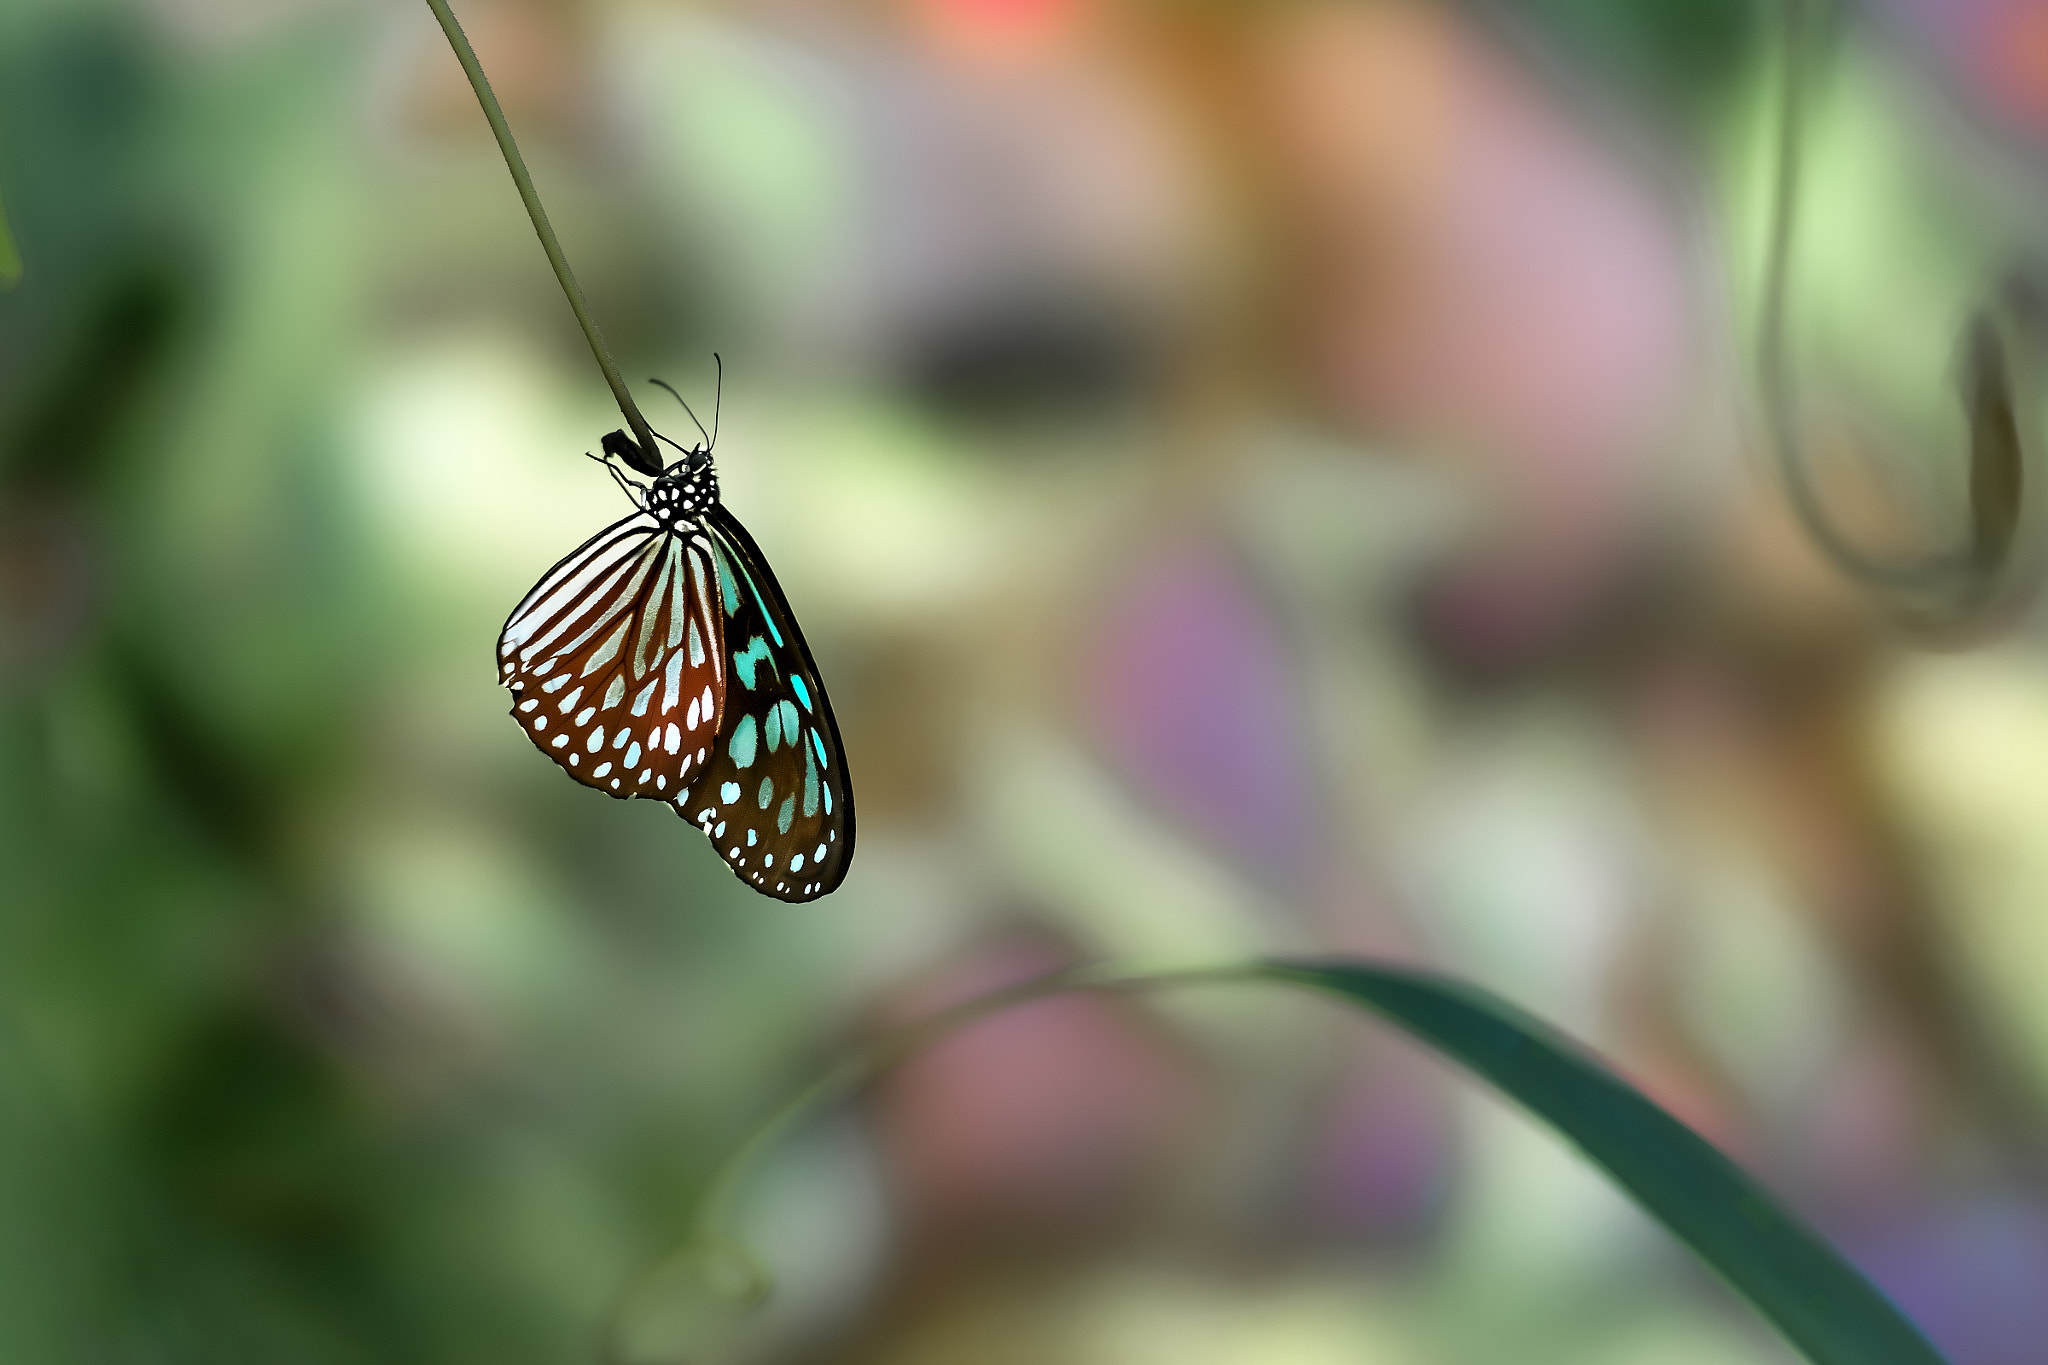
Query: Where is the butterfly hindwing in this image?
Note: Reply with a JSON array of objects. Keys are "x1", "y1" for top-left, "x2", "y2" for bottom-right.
[
  {"x1": 499, "y1": 512, "x2": 728, "y2": 802},
  {"x1": 672, "y1": 505, "x2": 854, "y2": 902}
]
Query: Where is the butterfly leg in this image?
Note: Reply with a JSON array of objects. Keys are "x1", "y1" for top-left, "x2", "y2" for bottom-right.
[{"x1": 587, "y1": 449, "x2": 650, "y2": 507}]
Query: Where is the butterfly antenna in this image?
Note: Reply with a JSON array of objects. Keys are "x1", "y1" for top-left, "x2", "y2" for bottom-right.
[
  {"x1": 711, "y1": 353, "x2": 722, "y2": 451},
  {"x1": 649, "y1": 377, "x2": 712, "y2": 448}
]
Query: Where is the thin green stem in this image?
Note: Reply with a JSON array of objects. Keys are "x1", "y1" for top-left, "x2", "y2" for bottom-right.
[
  {"x1": 0, "y1": 180, "x2": 21, "y2": 288},
  {"x1": 1758, "y1": 0, "x2": 1938, "y2": 590},
  {"x1": 598, "y1": 960, "x2": 1257, "y2": 1364},
  {"x1": 1756, "y1": 0, "x2": 2008, "y2": 609},
  {"x1": 421, "y1": 0, "x2": 658, "y2": 462}
]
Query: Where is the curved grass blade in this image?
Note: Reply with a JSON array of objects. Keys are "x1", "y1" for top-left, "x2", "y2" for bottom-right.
[
  {"x1": 1261, "y1": 958, "x2": 1947, "y2": 1365},
  {"x1": 0, "y1": 183, "x2": 20, "y2": 288}
]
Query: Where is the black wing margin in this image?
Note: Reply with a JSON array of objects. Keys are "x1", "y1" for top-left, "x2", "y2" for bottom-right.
[{"x1": 672, "y1": 504, "x2": 855, "y2": 901}]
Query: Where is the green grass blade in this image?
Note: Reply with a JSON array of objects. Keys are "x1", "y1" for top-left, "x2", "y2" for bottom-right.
[
  {"x1": 1261, "y1": 958, "x2": 1946, "y2": 1365},
  {"x1": 0, "y1": 184, "x2": 19, "y2": 288}
]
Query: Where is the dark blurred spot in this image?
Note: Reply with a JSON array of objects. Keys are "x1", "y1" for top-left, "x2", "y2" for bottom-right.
[
  {"x1": 114, "y1": 641, "x2": 277, "y2": 863},
  {"x1": 4, "y1": 262, "x2": 186, "y2": 489},
  {"x1": 140, "y1": 1004, "x2": 373, "y2": 1258},
  {"x1": 0, "y1": 497, "x2": 95, "y2": 688},
  {"x1": 904, "y1": 295, "x2": 1154, "y2": 429},
  {"x1": 1961, "y1": 306, "x2": 2022, "y2": 577},
  {"x1": 0, "y1": 21, "x2": 175, "y2": 438},
  {"x1": 1404, "y1": 531, "x2": 1693, "y2": 695}
]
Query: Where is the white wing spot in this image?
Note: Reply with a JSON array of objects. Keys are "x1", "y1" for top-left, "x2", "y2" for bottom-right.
[
  {"x1": 576, "y1": 707, "x2": 596, "y2": 726},
  {"x1": 662, "y1": 646, "x2": 686, "y2": 715},
  {"x1": 587, "y1": 727, "x2": 605, "y2": 752},
  {"x1": 593, "y1": 762, "x2": 612, "y2": 778},
  {"x1": 558, "y1": 686, "x2": 582, "y2": 714},
  {"x1": 552, "y1": 734, "x2": 569, "y2": 749},
  {"x1": 519, "y1": 699, "x2": 538, "y2": 713},
  {"x1": 534, "y1": 715, "x2": 547, "y2": 731},
  {"x1": 686, "y1": 695, "x2": 700, "y2": 731},
  {"x1": 792, "y1": 854, "x2": 804, "y2": 871},
  {"x1": 580, "y1": 618, "x2": 630, "y2": 677},
  {"x1": 666, "y1": 724, "x2": 681, "y2": 754}
]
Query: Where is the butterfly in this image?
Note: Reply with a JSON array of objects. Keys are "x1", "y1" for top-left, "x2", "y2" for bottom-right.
[{"x1": 495, "y1": 368, "x2": 854, "y2": 902}]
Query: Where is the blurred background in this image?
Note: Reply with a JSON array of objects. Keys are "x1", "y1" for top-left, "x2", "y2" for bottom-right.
[{"x1": 8, "y1": 0, "x2": 2048, "y2": 1360}]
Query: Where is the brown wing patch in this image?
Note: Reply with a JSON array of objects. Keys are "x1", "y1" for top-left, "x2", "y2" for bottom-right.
[{"x1": 499, "y1": 515, "x2": 727, "y2": 800}]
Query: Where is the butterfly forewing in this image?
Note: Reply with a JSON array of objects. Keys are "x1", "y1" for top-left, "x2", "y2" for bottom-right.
[
  {"x1": 672, "y1": 506, "x2": 854, "y2": 901},
  {"x1": 499, "y1": 512, "x2": 728, "y2": 801}
]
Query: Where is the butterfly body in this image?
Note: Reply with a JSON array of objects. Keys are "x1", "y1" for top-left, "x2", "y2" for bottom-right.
[
  {"x1": 641, "y1": 444, "x2": 717, "y2": 524},
  {"x1": 497, "y1": 428, "x2": 853, "y2": 902}
]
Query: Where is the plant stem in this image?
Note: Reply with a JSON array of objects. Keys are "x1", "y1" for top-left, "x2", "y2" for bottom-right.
[
  {"x1": 421, "y1": 0, "x2": 659, "y2": 463},
  {"x1": 0, "y1": 180, "x2": 21, "y2": 288},
  {"x1": 598, "y1": 961, "x2": 1256, "y2": 1362}
]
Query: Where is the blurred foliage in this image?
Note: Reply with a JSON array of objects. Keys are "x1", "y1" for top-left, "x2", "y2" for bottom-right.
[
  {"x1": 1478, "y1": 0, "x2": 1762, "y2": 123},
  {"x1": 4, "y1": 1, "x2": 2048, "y2": 1363}
]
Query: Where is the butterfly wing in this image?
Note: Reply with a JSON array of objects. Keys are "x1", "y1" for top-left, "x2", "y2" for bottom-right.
[
  {"x1": 672, "y1": 504, "x2": 855, "y2": 901},
  {"x1": 499, "y1": 511, "x2": 729, "y2": 801}
]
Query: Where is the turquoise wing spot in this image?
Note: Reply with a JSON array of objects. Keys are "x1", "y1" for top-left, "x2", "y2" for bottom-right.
[
  {"x1": 823, "y1": 778, "x2": 832, "y2": 816},
  {"x1": 720, "y1": 781, "x2": 740, "y2": 804},
  {"x1": 775, "y1": 700, "x2": 799, "y2": 747},
  {"x1": 733, "y1": 636, "x2": 772, "y2": 690},
  {"x1": 810, "y1": 730, "x2": 829, "y2": 771},
  {"x1": 792, "y1": 676, "x2": 812, "y2": 711},
  {"x1": 728, "y1": 715, "x2": 758, "y2": 768},
  {"x1": 757, "y1": 776, "x2": 774, "y2": 809},
  {"x1": 744, "y1": 575, "x2": 784, "y2": 647},
  {"x1": 777, "y1": 794, "x2": 794, "y2": 835},
  {"x1": 765, "y1": 699, "x2": 783, "y2": 752},
  {"x1": 712, "y1": 541, "x2": 742, "y2": 615},
  {"x1": 803, "y1": 746, "x2": 819, "y2": 817}
]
